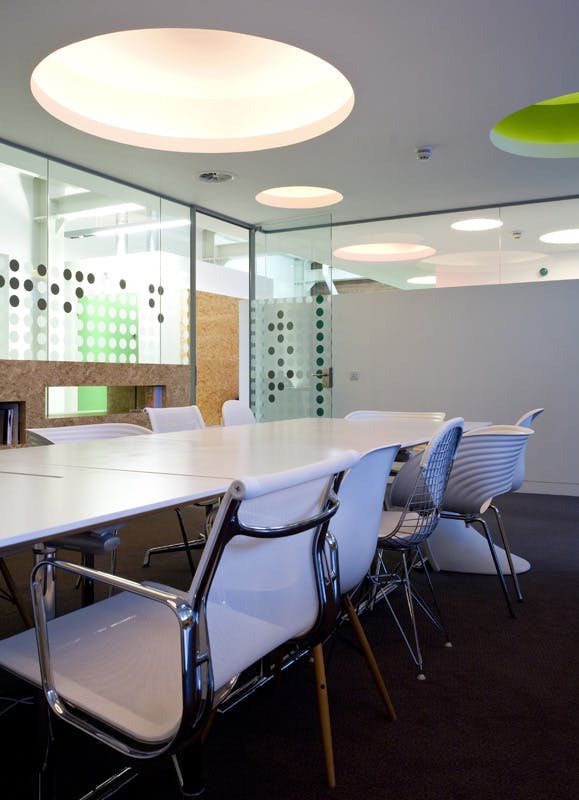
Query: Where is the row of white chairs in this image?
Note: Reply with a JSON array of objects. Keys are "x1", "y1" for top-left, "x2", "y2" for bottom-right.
[
  {"x1": 0, "y1": 405, "x2": 543, "y2": 795},
  {"x1": 0, "y1": 414, "x2": 466, "y2": 795}
]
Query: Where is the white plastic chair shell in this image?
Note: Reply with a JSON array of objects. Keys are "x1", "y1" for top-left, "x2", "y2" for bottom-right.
[
  {"x1": 441, "y1": 425, "x2": 534, "y2": 516},
  {"x1": 221, "y1": 400, "x2": 257, "y2": 426},
  {"x1": 27, "y1": 422, "x2": 151, "y2": 445},
  {"x1": 145, "y1": 405, "x2": 206, "y2": 433},
  {"x1": 511, "y1": 408, "x2": 544, "y2": 491},
  {"x1": 329, "y1": 444, "x2": 401, "y2": 594}
]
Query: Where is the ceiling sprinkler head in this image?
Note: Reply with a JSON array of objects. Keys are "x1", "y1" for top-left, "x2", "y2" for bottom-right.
[
  {"x1": 415, "y1": 146, "x2": 432, "y2": 161},
  {"x1": 512, "y1": 229, "x2": 523, "y2": 239}
]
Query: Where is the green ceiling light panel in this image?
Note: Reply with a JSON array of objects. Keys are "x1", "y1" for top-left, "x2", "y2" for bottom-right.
[{"x1": 490, "y1": 91, "x2": 579, "y2": 157}]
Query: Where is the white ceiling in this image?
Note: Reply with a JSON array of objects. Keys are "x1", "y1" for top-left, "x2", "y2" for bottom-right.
[{"x1": 3, "y1": 0, "x2": 579, "y2": 234}]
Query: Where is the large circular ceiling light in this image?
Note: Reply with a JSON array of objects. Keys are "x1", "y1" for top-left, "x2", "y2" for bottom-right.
[
  {"x1": 256, "y1": 186, "x2": 343, "y2": 209},
  {"x1": 30, "y1": 29, "x2": 355, "y2": 153},
  {"x1": 333, "y1": 242, "x2": 436, "y2": 262}
]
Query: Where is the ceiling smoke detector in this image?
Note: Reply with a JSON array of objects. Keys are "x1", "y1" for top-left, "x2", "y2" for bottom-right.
[
  {"x1": 197, "y1": 170, "x2": 235, "y2": 184},
  {"x1": 415, "y1": 146, "x2": 432, "y2": 161}
]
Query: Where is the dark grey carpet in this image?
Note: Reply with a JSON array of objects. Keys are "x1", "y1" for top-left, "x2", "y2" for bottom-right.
[{"x1": 1, "y1": 493, "x2": 578, "y2": 799}]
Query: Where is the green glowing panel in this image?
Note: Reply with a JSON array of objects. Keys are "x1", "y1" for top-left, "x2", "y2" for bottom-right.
[{"x1": 78, "y1": 294, "x2": 139, "y2": 364}]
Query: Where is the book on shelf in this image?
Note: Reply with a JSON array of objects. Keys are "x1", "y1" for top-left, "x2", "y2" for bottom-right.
[{"x1": 0, "y1": 401, "x2": 20, "y2": 445}]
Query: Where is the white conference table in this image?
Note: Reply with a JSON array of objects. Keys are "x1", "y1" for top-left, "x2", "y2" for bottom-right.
[
  {"x1": 0, "y1": 416, "x2": 437, "y2": 554},
  {"x1": 0, "y1": 416, "x2": 529, "y2": 575}
]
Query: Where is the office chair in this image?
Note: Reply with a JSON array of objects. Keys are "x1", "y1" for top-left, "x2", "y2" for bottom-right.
[
  {"x1": 26, "y1": 422, "x2": 152, "y2": 606},
  {"x1": 0, "y1": 451, "x2": 358, "y2": 797},
  {"x1": 511, "y1": 408, "x2": 544, "y2": 493},
  {"x1": 221, "y1": 399, "x2": 256, "y2": 426},
  {"x1": 369, "y1": 418, "x2": 464, "y2": 679},
  {"x1": 142, "y1": 405, "x2": 219, "y2": 574},
  {"x1": 329, "y1": 443, "x2": 402, "y2": 721},
  {"x1": 390, "y1": 425, "x2": 534, "y2": 617}
]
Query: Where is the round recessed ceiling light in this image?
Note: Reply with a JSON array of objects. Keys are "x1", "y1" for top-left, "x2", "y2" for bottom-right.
[
  {"x1": 407, "y1": 275, "x2": 436, "y2": 285},
  {"x1": 491, "y1": 91, "x2": 579, "y2": 157},
  {"x1": 30, "y1": 29, "x2": 355, "y2": 153},
  {"x1": 539, "y1": 228, "x2": 579, "y2": 244},
  {"x1": 333, "y1": 242, "x2": 436, "y2": 262},
  {"x1": 256, "y1": 186, "x2": 343, "y2": 209},
  {"x1": 451, "y1": 218, "x2": 503, "y2": 231}
]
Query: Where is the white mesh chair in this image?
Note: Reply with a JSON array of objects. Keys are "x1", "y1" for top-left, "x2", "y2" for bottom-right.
[
  {"x1": 221, "y1": 399, "x2": 256, "y2": 426},
  {"x1": 345, "y1": 409, "x2": 447, "y2": 487},
  {"x1": 145, "y1": 404, "x2": 206, "y2": 434},
  {"x1": 369, "y1": 418, "x2": 464, "y2": 679},
  {"x1": 0, "y1": 451, "x2": 358, "y2": 797},
  {"x1": 26, "y1": 422, "x2": 151, "y2": 607},
  {"x1": 329, "y1": 444, "x2": 401, "y2": 721},
  {"x1": 143, "y1": 405, "x2": 218, "y2": 573},
  {"x1": 391, "y1": 425, "x2": 535, "y2": 615}
]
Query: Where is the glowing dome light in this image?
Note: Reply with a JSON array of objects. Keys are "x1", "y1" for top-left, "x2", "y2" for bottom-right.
[
  {"x1": 491, "y1": 91, "x2": 579, "y2": 157},
  {"x1": 539, "y1": 228, "x2": 579, "y2": 244},
  {"x1": 451, "y1": 218, "x2": 503, "y2": 231},
  {"x1": 30, "y1": 29, "x2": 355, "y2": 153},
  {"x1": 256, "y1": 186, "x2": 343, "y2": 209},
  {"x1": 333, "y1": 242, "x2": 436, "y2": 262}
]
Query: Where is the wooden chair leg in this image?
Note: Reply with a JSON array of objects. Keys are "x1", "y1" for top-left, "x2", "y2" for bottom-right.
[
  {"x1": 342, "y1": 593, "x2": 397, "y2": 721},
  {"x1": 0, "y1": 557, "x2": 32, "y2": 628},
  {"x1": 312, "y1": 643, "x2": 336, "y2": 789}
]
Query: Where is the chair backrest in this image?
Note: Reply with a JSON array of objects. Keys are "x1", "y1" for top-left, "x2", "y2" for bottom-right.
[
  {"x1": 329, "y1": 444, "x2": 401, "y2": 595},
  {"x1": 511, "y1": 408, "x2": 544, "y2": 491},
  {"x1": 440, "y1": 425, "x2": 534, "y2": 516},
  {"x1": 514, "y1": 408, "x2": 544, "y2": 428},
  {"x1": 4, "y1": 450, "x2": 359, "y2": 759},
  {"x1": 387, "y1": 417, "x2": 464, "y2": 545},
  {"x1": 145, "y1": 405, "x2": 206, "y2": 433},
  {"x1": 27, "y1": 422, "x2": 151, "y2": 445},
  {"x1": 345, "y1": 410, "x2": 446, "y2": 422},
  {"x1": 185, "y1": 450, "x2": 359, "y2": 696},
  {"x1": 221, "y1": 400, "x2": 256, "y2": 426}
]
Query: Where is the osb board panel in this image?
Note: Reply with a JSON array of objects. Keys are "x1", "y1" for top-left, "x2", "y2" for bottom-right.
[
  {"x1": 0, "y1": 360, "x2": 191, "y2": 439},
  {"x1": 196, "y1": 292, "x2": 239, "y2": 425}
]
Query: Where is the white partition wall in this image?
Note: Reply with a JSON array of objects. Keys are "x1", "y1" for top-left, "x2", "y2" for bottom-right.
[{"x1": 332, "y1": 279, "x2": 579, "y2": 496}]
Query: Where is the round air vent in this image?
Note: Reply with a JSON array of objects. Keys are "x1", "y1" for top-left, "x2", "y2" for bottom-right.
[{"x1": 197, "y1": 171, "x2": 235, "y2": 184}]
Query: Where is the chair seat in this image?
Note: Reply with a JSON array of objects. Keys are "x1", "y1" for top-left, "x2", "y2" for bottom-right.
[
  {"x1": 0, "y1": 587, "x2": 312, "y2": 743},
  {"x1": 378, "y1": 510, "x2": 426, "y2": 549}
]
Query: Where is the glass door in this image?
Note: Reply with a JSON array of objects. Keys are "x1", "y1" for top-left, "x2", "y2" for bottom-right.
[{"x1": 251, "y1": 215, "x2": 333, "y2": 421}]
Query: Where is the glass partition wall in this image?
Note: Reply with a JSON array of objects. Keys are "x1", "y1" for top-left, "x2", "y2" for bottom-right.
[
  {"x1": 3, "y1": 137, "x2": 579, "y2": 426},
  {"x1": 252, "y1": 216, "x2": 333, "y2": 421}
]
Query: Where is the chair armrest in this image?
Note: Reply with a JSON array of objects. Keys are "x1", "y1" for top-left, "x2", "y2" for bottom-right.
[{"x1": 32, "y1": 558, "x2": 189, "y2": 610}]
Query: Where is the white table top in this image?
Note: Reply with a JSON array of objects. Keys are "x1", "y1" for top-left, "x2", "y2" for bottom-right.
[
  {"x1": 0, "y1": 465, "x2": 227, "y2": 552},
  {"x1": 0, "y1": 416, "x2": 444, "y2": 553},
  {"x1": 1, "y1": 417, "x2": 442, "y2": 478}
]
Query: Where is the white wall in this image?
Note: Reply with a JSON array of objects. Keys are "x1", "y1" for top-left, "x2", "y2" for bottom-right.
[{"x1": 332, "y1": 279, "x2": 579, "y2": 495}]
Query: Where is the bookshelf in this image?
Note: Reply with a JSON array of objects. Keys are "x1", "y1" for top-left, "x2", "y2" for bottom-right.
[{"x1": 0, "y1": 402, "x2": 22, "y2": 445}]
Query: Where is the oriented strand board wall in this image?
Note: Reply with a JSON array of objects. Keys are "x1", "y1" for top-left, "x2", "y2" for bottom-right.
[
  {"x1": 0, "y1": 361, "x2": 192, "y2": 441},
  {"x1": 196, "y1": 291, "x2": 239, "y2": 425}
]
